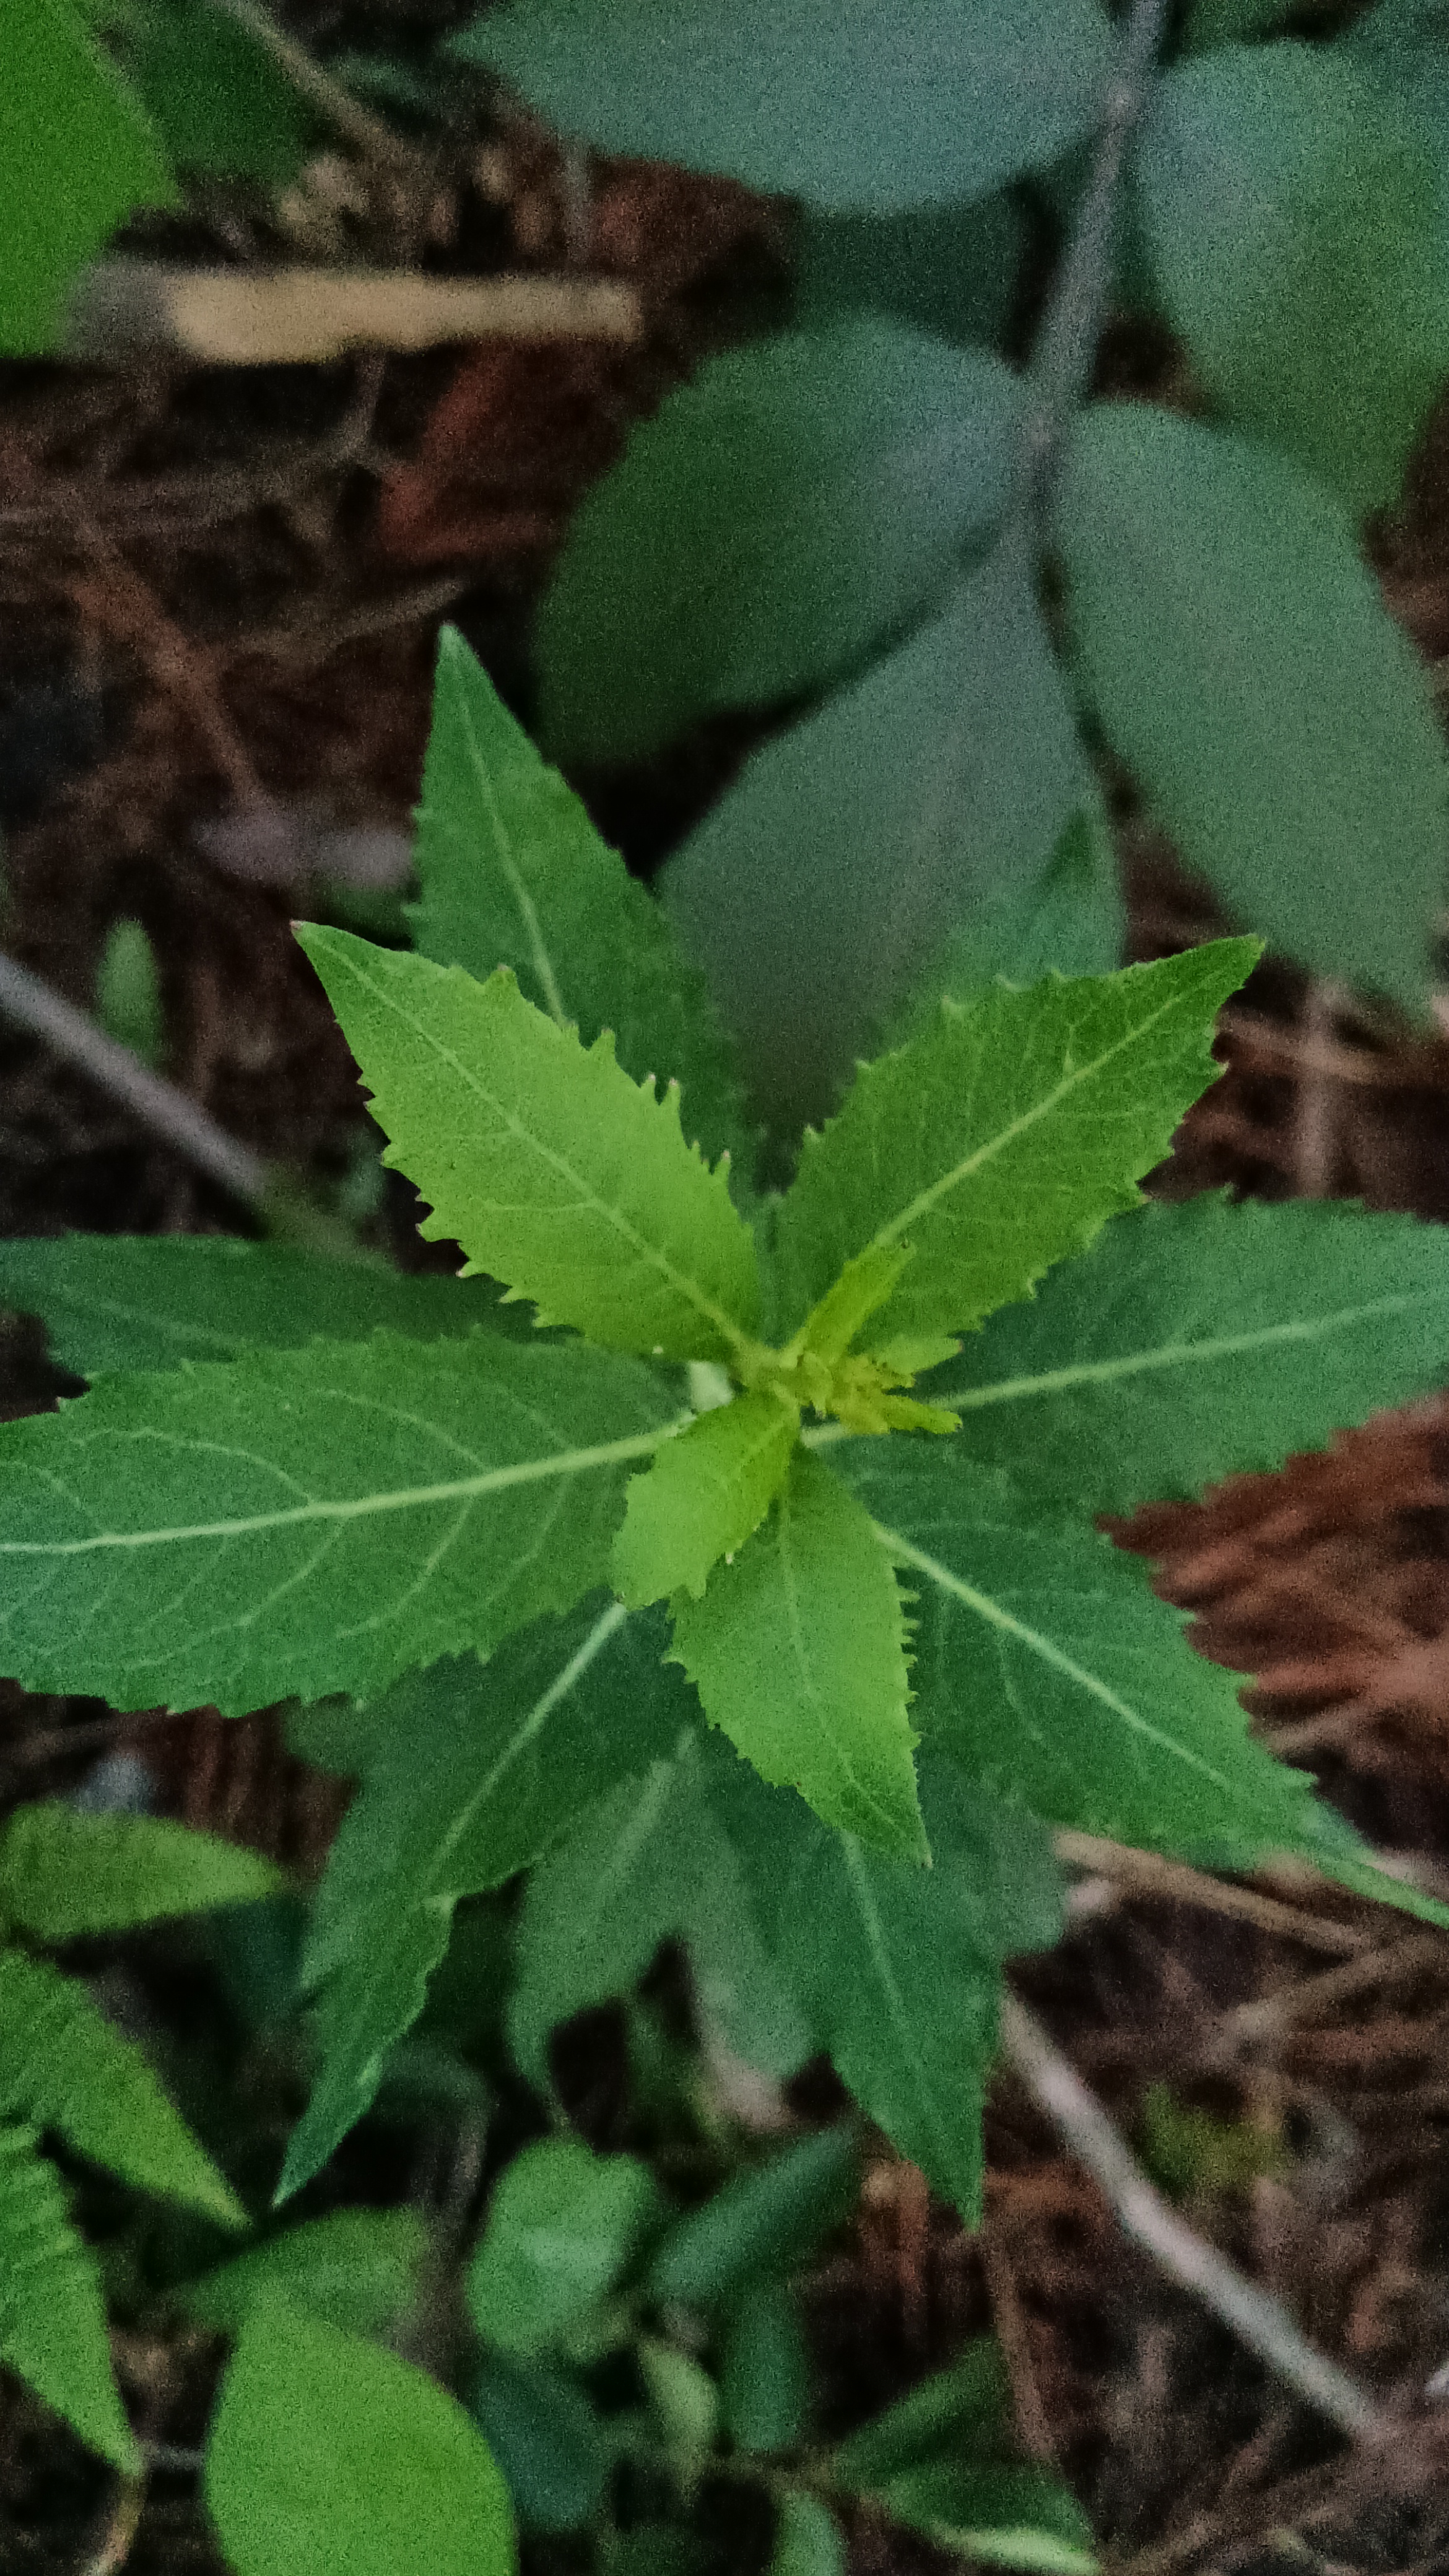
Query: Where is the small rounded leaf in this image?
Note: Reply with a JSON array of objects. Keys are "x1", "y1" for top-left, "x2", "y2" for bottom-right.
[{"x1": 468, "y1": 2139, "x2": 659, "y2": 2355}]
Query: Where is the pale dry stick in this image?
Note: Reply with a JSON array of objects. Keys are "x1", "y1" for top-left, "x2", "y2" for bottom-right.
[
  {"x1": 1212, "y1": 1928, "x2": 1446, "y2": 2057},
  {"x1": 1054, "y1": 1832, "x2": 1370, "y2": 1957},
  {"x1": 0, "y1": 951, "x2": 267, "y2": 1209},
  {"x1": 81, "y1": 2469, "x2": 146, "y2": 2576},
  {"x1": 999, "y1": 1993, "x2": 1394, "y2": 2445},
  {"x1": 64, "y1": 263, "x2": 643, "y2": 367},
  {"x1": 1290, "y1": 981, "x2": 1346, "y2": 1199}
]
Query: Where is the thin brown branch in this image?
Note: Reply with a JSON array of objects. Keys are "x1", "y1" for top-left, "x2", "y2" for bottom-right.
[{"x1": 1054, "y1": 1832, "x2": 1370, "y2": 1956}]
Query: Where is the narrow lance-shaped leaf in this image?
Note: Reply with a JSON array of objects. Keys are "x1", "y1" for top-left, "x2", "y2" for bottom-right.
[
  {"x1": 669, "y1": 1450, "x2": 925, "y2": 1860},
  {"x1": 0, "y1": 1803, "x2": 279, "y2": 1941},
  {"x1": 299, "y1": 931, "x2": 760, "y2": 1364},
  {"x1": 0, "y1": 1232, "x2": 526, "y2": 1377},
  {"x1": 772, "y1": 942, "x2": 1257, "y2": 1348},
  {"x1": 1060, "y1": 404, "x2": 1449, "y2": 1011},
  {"x1": 934, "y1": 1194, "x2": 1449, "y2": 1515},
  {"x1": 612, "y1": 1393, "x2": 799, "y2": 1608},
  {"x1": 838, "y1": 1440, "x2": 1360, "y2": 1865},
  {"x1": 412, "y1": 632, "x2": 751, "y2": 1170},
  {"x1": 0, "y1": 1331, "x2": 679, "y2": 1713},
  {"x1": 455, "y1": 0, "x2": 1113, "y2": 217},
  {"x1": 281, "y1": 1598, "x2": 697, "y2": 2199},
  {"x1": 0, "y1": 1951, "x2": 243, "y2": 2225},
  {"x1": 0, "y1": 2121, "x2": 137, "y2": 2469}
]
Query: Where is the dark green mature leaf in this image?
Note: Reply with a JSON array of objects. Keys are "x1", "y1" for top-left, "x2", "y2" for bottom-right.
[
  {"x1": 181, "y1": 2210, "x2": 430, "y2": 2341},
  {"x1": 412, "y1": 631, "x2": 749, "y2": 1170},
  {"x1": 0, "y1": 1331, "x2": 679, "y2": 1713},
  {"x1": 834, "y1": 2341, "x2": 1009, "y2": 2486},
  {"x1": 300, "y1": 933, "x2": 759, "y2": 1362},
  {"x1": 796, "y1": 194, "x2": 1027, "y2": 353},
  {"x1": 840, "y1": 1443, "x2": 1355, "y2": 1863},
  {"x1": 884, "y1": 2462, "x2": 1097, "y2": 2574},
  {"x1": 720, "y1": 2279, "x2": 809, "y2": 2453},
  {"x1": 886, "y1": 806, "x2": 1124, "y2": 1038},
  {"x1": 646, "y1": 2125, "x2": 858, "y2": 2308},
  {"x1": 935, "y1": 1194, "x2": 1449, "y2": 1513},
  {"x1": 468, "y1": 2139, "x2": 659, "y2": 2354},
  {"x1": 770, "y1": 2494, "x2": 847, "y2": 2576},
  {"x1": 129, "y1": 0, "x2": 313, "y2": 181},
  {"x1": 469, "y1": 2351, "x2": 609, "y2": 2533},
  {"x1": 537, "y1": 321, "x2": 1022, "y2": 762},
  {"x1": 456, "y1": 0, "x2": 1113, "y2": 214},
  {"x1": 509, "y1": 1739, "x2": 812, "y2": 2089},
  {"x1": 2, "y1": 0, "x2": 177, "y2": 353},
  {"x1": 612, "y1": 1393, "x2": 798, "y2": 1606},
  {"x1": 283, "y1": 1602, "x2": 694, "y2": 2196},
  {"x1": 0, "y1": 2121, "x2": 136, "y2": 2468},
  {"x1": 0, "y1": 1802, "x2": 279, "y2": 1939},
  {"x1": 1060, "y1": 406, "x2": 1449, "y2": 1011},
  {"x1": 0, "y1": 1233, "x2": 521, "y2": 1377},
  {"x1": 664, "y1": 547, "x2": 1092, "y2": 1132},
  {"x1": 1135, "y1": 44, "x2": 1449, "y2": 513},
  {"x1": 206, "y1": 2299, "x2": 516, "y2": 2576},
  {"x1": 773, "y1": 943, "x2": 1256, "y2": 1349},
  {"x1": 0, "y1": 1951, "x2": 243, "y2": 2222},
  {"x1": 671, "y1": 1452, "x2": 924, "y2": 1859}
]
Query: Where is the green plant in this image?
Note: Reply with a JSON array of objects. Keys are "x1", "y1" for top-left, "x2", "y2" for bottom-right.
[
  {"x1": 445, "y1": 0, "x2": 1449, "y2": 1125},
  {"x1": 0, "y1": 1799, "x2": 277, "y2": 2463}
]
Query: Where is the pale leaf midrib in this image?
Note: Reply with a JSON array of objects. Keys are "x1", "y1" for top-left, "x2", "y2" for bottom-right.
[
  {"x1": 455, "y1": 685, "x2": 568, "y2": 1029},
  {"x1": 428, "y1": 1598, "x2": 632, "y2": 1887},
  {"x1": 338, "y1": 944, "x2": 751, "y2": 1356},
  {"x1": 0, "y1": 1428, "x2": 679, "y2": 1560},
  {"x1": 838, "y1": 1835, "x2": 959, "y2": 2174},
  {"x1": 936, "y1": 1289, "x2": 1438, "y2": 1414},
  {"x1": 777, "y1": 1482, "x2": 911, "y2": 1847}
]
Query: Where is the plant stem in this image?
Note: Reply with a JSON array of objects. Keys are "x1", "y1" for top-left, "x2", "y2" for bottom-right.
[{"x1": 1015, "y1": 0, "x2": 1173, "y2": 531}]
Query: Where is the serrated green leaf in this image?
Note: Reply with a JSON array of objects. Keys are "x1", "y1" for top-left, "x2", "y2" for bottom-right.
[
  {"x1": 537, "y1": 321, "x2": 1021, "y2": 763},
  {"x1": 0, "y1": 1949, "x2": 242, "y2": 2223},
  {"x1": 180, "y1": 2209, "x2": 429, "y2": 2341},
  {"x1": 413, "y1": 630, "x2": 750, "y2": 1172},
  {"x1": 1135, "y1": 45, "x2": 1449, "y2": 513},
  {"x1": 834, "y1": 2340, "x2": 1010, "y2": 2487},
  {"x1": 612, "y1": 1393, "x2": 798, "y2": 1608},
  {"x1": 645, "y1": 2125, "x2": 858, "y2": 2310},
  {"x1": 455, "y1": 0, "x2": 1112, "y2": 215},
  {"x1": 773, "y1": 943, "x2": 1256, "y2": 1349},
  {"x1": 710, "y1": 1746, "x2": 1063, "y2": 2222},
  {"x1": 2, "y1": 0, "x2": 178, "y2": 354},
  {"x1": 883, "y1": 2461, "x2": 1097, "y2": 2574},
  {"x1": 468, "y1": 2140, "x2": 659, "y2": 2355},
  {"x1": 797, "y1": 193, "x2": 1027, "y2": 352},
  {"x1": 0, "y1": 1232, "x2": 524, "y2": 1377},
  {"x1": 1060, "y1": 405, "x2": 1449, "y2": 1011},
  {"x1": 0, "y1": 2120, "x2": 136, "y2": 2468},
  {"x1": 0, "y1": 1331, "x2": 679, "y2": 1713},
  {"x1": 0, "y1": 1802, "x2": 279, "y2": 1939},
  {"x1": 300, "y1": 931, "x2": 759, "y2": 1362},
  {"x1": 842, "y1": 1443, "x2": 1357, "y2": 1863},
  {"x1": 669, "y1": 1452, "x2": 923, "y2": 1860},
  {"x1": 509, "y1": 1738, "x2": 812, "y2": 2090},
  {"x1": 282, "y1": 1601, "x2": 694, "y2": 2198},
  {"x1": 934, "y1": 1194, "x2": 1449, "y2": 1515},
  {"x1": 129, "y1": 0, "x2": 313, "y2": 181},
  {"x1": 206, "y1": 2299, "x2": 516, "y2": 2576},
  {"x1": 664, "y1": 548, "x2": 1092, "y2": 1133}
]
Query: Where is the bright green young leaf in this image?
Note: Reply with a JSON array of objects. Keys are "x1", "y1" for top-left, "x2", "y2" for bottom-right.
[
  {"x1": 842, "y1": 1443, "x2": 1357, "y2": 1863},
  {"x1": 412, "y1": 630, "x2": 749, "y2": 1171},
  {"x1": 468, "y1": 2139, "x2": 659, "y2": 2355},
  {"x1": 770, "y1": 2492, "x2": 847, "y2": 2576},
  {"x1": 711, "y1": 1746, "x2": 1063, "y2": 2222},
  {"x1": 1060, "y1": 406, "x2": 1449, "y2": 1011},
  {"x1": 797, "y1": 1245, "x2": 913, "y2": 1367},
  {"x1": 509, "y1": 1739, "x2": 813, "y2": 2091},
  {"x1": 612, "y1": 1393, "x2": 798, "y2": 1606},
  {"x1": 1, "y1": 0, "x2": 178, "y2": 354},
  {"x1": 537, "y1": 321, "x2": 1022, "y2": 762},
  {"x1": 664, "y1": 547, "x2": 1092, "y2": 1133},
  {"x1": 834, "y1": 2340, "x2": 1009, "y2": 2487},
  {"x1": 638, "y1": 2336, "x2": 720, "y2": 2458},
  {"x1": 0, "y1": 1331, "x2": 679, "y2": 1713},
  {"x1": 1135, "y1": 44, "x2": 1449, "y2": 513},
  {"x1": 772, "y1": 942, "x2": 1256, "y2": 1348},
  {"x1": 645, "y1": 2125, "x2": 858, "y2": 2310},
  {"x1": 669, "y1": 1451, "x2": 924, "y2": 1860},
  {"x1": 299, "y1": 933, "x2": 759, "y2": 1362},
  {"x1": 455, "y1": 0, "x2": 1113, "y2": 215},
  {"x1": 129, "y1": 0, "x2": 314, "y2": 181},
  {"x1": 0, "y1": 1802, "x2": 279, "y2": 1939},
  {"x1": 283, "y1": 1603, "x2": 694, "y2": 2197},
  {"x1": 0, "y1": 2120, "x2": 136, "y2": 2469},
  {"x1": 935, "y1": 1194, "x2": 1449, "y2": 1514},
  {"x1": 181, "y1": 2210, "x2": 429, "y2": 2341},
  {"x1": 0, "y1": 1950, "x2": 243, "y2": 2224},
  {"x1": 469, "y1": 2351, "x2": 609, "y2": 2533},
  {"x1": 0, "y1": 1232, "x2": 525, "y2": 1377},
  {"x1": 883, "y1": 2462, "x2": 1097, "y2": 2575},
  {"x1": 720, "y1": 2278, "x2": 809, "y2": 2453},
  {"x1": 206, "y1": 2299, "x2": 516, "y2": 2576},
  {"x1": 796, "y1": 193, "x2": 1027, "y2": 353}
]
